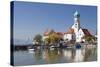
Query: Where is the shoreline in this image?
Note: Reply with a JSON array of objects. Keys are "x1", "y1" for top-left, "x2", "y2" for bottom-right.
[{"x1": 12, "y1": 43, "x2": 97, "y2": 51}]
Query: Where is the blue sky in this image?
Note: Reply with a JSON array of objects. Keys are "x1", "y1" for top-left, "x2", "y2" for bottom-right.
[{"x1": 13, "y1": 1, "x2": 97, "y2": 43}]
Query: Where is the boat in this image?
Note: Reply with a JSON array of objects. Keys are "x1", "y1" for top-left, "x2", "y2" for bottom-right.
[
  {"x1": 28, "y1": 48, "x2": 35, "y2": 51},
  {"x1": 50, "y1": 45, "x2": 55, "y2": 50}
]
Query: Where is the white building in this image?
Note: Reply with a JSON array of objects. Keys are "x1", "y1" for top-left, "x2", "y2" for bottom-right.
[
  {"x1": 63, "y1": 11, "x2": 91, "y2": 42},
  {"x1": 63, "y1": 28, "x2": 75, "y2": 41}
]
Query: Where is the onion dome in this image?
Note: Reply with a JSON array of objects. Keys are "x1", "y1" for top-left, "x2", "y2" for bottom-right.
[{"x1": 74, "y1": 11, "x2": 80, "y2": 18}]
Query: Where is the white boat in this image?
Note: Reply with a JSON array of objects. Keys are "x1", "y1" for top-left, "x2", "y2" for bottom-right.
[
  {"x1": 28, "y1": 48, "x2": 35, "y2": 51},
  {"x1": 50, "y1": 46, "x2": 55, "y2": 50},
  {"x1": 28, "y1": 48, "x2": 35, "y2": 53}
]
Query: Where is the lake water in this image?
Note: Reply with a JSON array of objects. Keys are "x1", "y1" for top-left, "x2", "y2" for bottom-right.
[{"x1": 14, "y1": 46, "x2": 97, "y2": 66}]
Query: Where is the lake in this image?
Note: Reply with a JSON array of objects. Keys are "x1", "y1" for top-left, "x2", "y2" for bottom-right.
[{"x1": 14, "y1": 46, "x2": 97, "y2": 66}]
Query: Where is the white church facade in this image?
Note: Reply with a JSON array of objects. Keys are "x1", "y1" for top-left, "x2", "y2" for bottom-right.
[{"x1": 63, "y1": 11, "x2": 91, "y2": 42}]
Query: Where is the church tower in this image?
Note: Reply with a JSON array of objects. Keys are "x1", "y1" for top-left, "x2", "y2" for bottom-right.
[{"x1": 72, "y1": 11, "x2": 80, "y2": 33}]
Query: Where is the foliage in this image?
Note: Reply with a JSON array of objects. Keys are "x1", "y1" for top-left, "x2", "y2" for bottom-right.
[
  {"x1": 44, "y1": 32, "x2": 62, "y2": 45},
  {"x1": 33, "y1": 34, "x2": 42, "y2": 44},
  {"x1": 49, "y1": 33, "x2": 61, "y2": 43},
  {"x1": 82, "y1": 35, "x2": 96, "y2": 43},
  {"x1": 44, "y1": 38, "x2": 51, "y2": 45}
]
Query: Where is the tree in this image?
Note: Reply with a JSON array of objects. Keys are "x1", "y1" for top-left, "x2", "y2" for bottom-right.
[
  {"x1": 82, "y1": 35, "x2": 96, "y2": 44},
  {"x1": 44, "y1": 38, "x2": 51, "y2": 45},
  {"x1": 33, "y1": 34, "x2": 42, "y2": 45},
  {"x1": 49, "y1": 33, "x2": 61, "y2": 43},
  {"x1": 44, "y1": 32, "x2": 62, "y2": 45}
]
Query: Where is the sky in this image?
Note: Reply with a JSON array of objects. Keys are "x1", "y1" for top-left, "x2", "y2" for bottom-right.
[{"x1": 12, "y1": 1, "x2": 97, "y2": 44}]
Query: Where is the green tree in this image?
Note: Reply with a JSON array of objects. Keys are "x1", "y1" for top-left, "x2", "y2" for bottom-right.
[
  {"x1": 83, "y1": 35, "x2": 95, "y2": 44},
  {"x1": 44, "y1": 38, "x2": 51, "y2": 45},
  {"x1": 44, "y1": 33, "x2": 61, "y2": 45},
  {"x1": 33, "y1": 34, "x2": 42, "y2": 45},
  {"x1": 49, "y1": 33, "x2": 61, "y2": 43}
]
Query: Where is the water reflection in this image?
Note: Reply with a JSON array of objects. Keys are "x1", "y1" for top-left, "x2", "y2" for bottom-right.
[
  {"x1": 14, "y1": 47, "x2": 97, "y2": 66},
  {"x1": 32, "y1": 47, "x2": 97, "y2": 64}
]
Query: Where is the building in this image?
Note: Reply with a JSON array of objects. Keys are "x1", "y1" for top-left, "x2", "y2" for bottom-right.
[
  {"x1": 43, "y1": 11, "x2": 91, "y2": 43},
  {"x1": 63, "y1": 28, "x2": 75, "y2": 41},
  {"x1": 63, "y1": 11, "x2": 91, "y2": 42},
  {"x1": 42, "y1": 29, "x2": 63, "y2": 42}
]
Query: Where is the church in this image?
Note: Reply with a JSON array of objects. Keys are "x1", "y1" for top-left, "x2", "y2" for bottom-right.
[
  {"x1": 63, "y1": 11, "x2": 91, "y2": 42},
  {"x1": 43, "y1": 11, "x2": 91, "y2": 43}
]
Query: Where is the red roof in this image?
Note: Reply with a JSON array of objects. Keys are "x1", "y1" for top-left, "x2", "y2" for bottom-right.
[
  {"x1": 43, "y1": 32, "x2": 49, "y2": 36},
  {"x1": 44, "y1": 31, "x2": 63, "y2": 36},
  {"x1": 82, "y1": 29, "x2": 91, "y2": 36},
  {"x1": 55, "y1": 32, "x2": 63, "y2": 35},
  {"x1": 43, "y1": 29, "x2": 54, "y2": 36},
  {"x1": 64, "y1": 28, "x2": 74, "y2": 34}
]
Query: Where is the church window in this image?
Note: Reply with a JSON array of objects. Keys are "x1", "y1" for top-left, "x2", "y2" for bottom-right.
[
  {"x1": 75, "y1": 24, "x2": 77, "y2": 28},
  {"x1": 75, "y1": 24, "x2": 77, "y2": 25}
]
